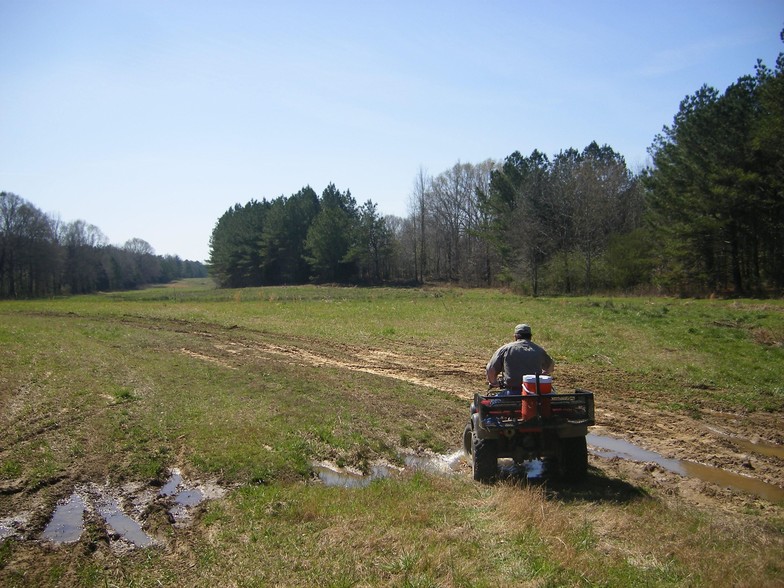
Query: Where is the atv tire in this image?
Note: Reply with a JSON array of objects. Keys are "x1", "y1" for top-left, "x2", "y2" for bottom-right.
[
  {"x1": 462, "y1": 422, "x2": 473, "y2": 457},
  {"x1": 558, "y1": 436, "x2": 588, "y2": 481},
  {"x1": 472, "y1": 435, "x2": 498, "y2": 483}
]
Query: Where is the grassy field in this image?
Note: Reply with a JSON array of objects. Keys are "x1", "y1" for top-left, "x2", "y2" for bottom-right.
[{"x1": 0, "y1": 280, "x2": 782, "y2": 586}]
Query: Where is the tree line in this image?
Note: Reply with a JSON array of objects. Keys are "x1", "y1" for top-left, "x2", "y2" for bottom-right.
[
  {"x1": 0, "y1": 192, "x2": 207, "y2": 298},
  {"x1": 208, "y1": 184, "x2": 395, "y2": 287},
  {"x1": 210, "y1": 37, "x2": 783, "y2": 296}
]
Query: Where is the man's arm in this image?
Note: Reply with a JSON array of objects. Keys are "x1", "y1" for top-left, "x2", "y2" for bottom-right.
[
  {"x1": 542, "y1": 352, "x2": 555, "y2": 374},
  {"x1": 486, "y1": 346, "x2": 504, "y2": 384},
  {"x1": 486, "y1": 364, "x2": 499, "y2": 384}
]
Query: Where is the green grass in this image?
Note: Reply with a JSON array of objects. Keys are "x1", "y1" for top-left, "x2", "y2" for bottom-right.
[
  {"x1": 35, "y1": 283, "x2": 784, "y2": 408},
  {"x1": 0, "y1": 281, "x2": 782, "y2": 586}
]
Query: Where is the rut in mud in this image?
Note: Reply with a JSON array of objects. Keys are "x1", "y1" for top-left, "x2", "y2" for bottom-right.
[{"x1": 1, "y1": 469, "x2": 228, "y2": 550}]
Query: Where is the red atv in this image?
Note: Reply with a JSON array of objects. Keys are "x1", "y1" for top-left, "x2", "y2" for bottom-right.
[{"x1": 463, "y1": 375, "x2": 595, "y2": 483}]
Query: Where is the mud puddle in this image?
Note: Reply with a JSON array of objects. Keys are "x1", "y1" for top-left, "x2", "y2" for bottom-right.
[
  {"x1": 95, "y1": 496, "x2": 154, "y2": 547},
  {"x1": 313, "y1": 464, "x2": 397, "y2": 488},
  {"x1": 317, "y1": 438, "x2": 783, "y2": 504},
  {"x1": 704, "y1": 425, "x2": 784, "y2": 460},
  {"x1": 41, "y1": 493, "x2": 86, "y2": 544},
  {"x1": 0, "y1": 514, "x2": 30, "y2": 542},
  {"x1": 0, "y1": 469, "x2": 229, "y2": 549},
  {"x1": 38, "y1": 487, "x2": 156, "y2": 548},
  {"x1": 159, "y1": 470, "x2": 210, "y2": 525},
  {"x1": 587, "y1": 434, "x2": 784, "y2": 504},
  {"x1": 314, "y1": 451, "x2": 464, "y2": 488},
  {"x1": 314, "y1": 454, "x2": 552, "y2": 488}
]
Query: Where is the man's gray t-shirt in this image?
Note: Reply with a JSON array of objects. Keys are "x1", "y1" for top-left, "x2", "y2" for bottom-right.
[{"x1": 486, "y1": 339, "x2": 553, "y2": 389}]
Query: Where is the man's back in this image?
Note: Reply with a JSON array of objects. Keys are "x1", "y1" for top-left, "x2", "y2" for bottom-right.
[{"x1": 487, "y1": 339, "x2": 553, "y2": 389}]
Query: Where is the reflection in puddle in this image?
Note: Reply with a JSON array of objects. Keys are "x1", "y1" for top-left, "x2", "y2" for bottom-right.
[
  {"x1": 315, "y1": 439, "x2": 783, "y2": 505},
  {"x1": 159, "y1": 472, "x2": 183, "y2": 497},
  {"x1": 169, "y1": 488, "x2": 206, "y2": 524},
  {"x1": 42, "y1": 493, "x2": 85, "y2": 544},
  {"x1": 96, "y1": 497, "x2": 154, "y2": 548},
  {"x1": 587, "y1": 434, "x2": 784, "y2": 504},
  {"x1": 174, "y1": 489, "x2": 204, "y2": 507},
  {"x1": 588, "y1": 434, "x2": 683, "y2": 472},
  {"x1": 159, "y1": 470, "x2": 207, "y2": 525},
  {"x1": 731, "y1": 437, "x2": 784, "y2": 460}
]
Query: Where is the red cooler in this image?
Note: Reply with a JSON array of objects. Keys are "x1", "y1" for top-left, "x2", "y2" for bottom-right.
[{"x1": 521, "y1": 375, "x2": 553, "y2": 419}]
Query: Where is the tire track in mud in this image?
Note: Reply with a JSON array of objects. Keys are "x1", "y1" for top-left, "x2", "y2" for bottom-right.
[
  {"x1": 100, "y1": 312, "x2": 474, "y2": 396},
  {"x1": 178, "y1": 326, "x2": 480, "y2": 398}
]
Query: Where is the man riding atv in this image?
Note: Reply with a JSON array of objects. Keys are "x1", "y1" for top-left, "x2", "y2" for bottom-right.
[{"x1": 465, "y1": 322, "x2": 594, "y2": 482}]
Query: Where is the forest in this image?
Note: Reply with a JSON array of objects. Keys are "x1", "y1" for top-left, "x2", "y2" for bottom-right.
[
  {"x1": 209, "y1": 41, "x2": 784, "y2": 297},
  {"x1": 0, "y1": 191, "x2": 207, "y2": 298}
]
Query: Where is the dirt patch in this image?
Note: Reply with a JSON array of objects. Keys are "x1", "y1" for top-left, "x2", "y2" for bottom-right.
[{"x1": 195, "y1": 326, "x2": 480, "y2": 397}]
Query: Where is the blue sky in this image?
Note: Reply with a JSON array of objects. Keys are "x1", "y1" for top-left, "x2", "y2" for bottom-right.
[{"x1": 1, "y1": 1, "x2": 781, "y2": 262}]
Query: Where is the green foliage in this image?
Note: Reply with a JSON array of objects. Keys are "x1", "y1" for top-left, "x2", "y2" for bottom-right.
[
  {"x1": 602, "y1": 228, "x2": 658, "y2": 291},
  {"x1": 259, "y1": 187, "x2": 319, "y2": 284},
  {"x1": 345, "y1": 200, "x2": 396, "y2": 283},
  {"x1": 209, "y1": 183, "x2": 397, "y2": 287},
  {"x1": 645, "y1": 37, "x2": 784, "y2": 295},
  {"x1": 485, "y1": 143, "x2": 643, "y2": 295},
  {"x1": 304, "y1": 185, "x2": 358, "y2": 282},
  {"x1": 208, "y1": 199, "x2": 270, "y2": 288}
]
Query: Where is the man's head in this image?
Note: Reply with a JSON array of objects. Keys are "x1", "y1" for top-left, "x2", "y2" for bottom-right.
[{"x1": 514, "y1": 323, "x2": 532, "y2": 340}]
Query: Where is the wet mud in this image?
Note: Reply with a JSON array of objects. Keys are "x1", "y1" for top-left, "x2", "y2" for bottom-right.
[
  {"x1": 587, "y1": 434, "x2": 784, "y2": 504},
  {"x1": 1, "y1": 469, "x2": 227, "y2": 549},
  {"x1": 41, "y1": 493, "x2": 86, "y2": 544},
  {"x1": 315, "y1": 435, "x2": 784, "y2": 507},
  {"x1": 95, "y1": 495, "x2": 154, "y2": 548},
  {"x1": 2, "y1": 318, "x2": 782, "y2": 556}
]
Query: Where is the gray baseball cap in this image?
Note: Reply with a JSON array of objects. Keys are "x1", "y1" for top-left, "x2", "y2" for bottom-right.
[{"x1": 515, "y1": 323, "x2": 532, "y2": 336}]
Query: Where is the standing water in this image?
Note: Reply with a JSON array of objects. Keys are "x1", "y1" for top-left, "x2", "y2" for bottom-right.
[
  {"x1": 95, "y1": 497, "x2": 154, "y2": 548},
  {"x1": 42, "y1": 492, "x2": 86, "y2": 544},
  {"x1": 587, "y1": 434, "x2": 784, "y2": 504},
  {"x1": 159, "y1": 469, "x2": 207, "y2": 524}
]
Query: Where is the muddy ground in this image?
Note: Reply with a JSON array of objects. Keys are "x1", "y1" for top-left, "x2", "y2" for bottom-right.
[
  {"x1": 2, "y1": 320, "x2": 782, "y2": 551},
  {"x1": 185, "y1": 323, "x2": 784, "y2": 517}
]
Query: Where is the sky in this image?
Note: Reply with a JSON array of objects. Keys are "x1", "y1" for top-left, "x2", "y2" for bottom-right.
[{"x1": 1, "y1": 1, "x2": 782, "y2": 263}]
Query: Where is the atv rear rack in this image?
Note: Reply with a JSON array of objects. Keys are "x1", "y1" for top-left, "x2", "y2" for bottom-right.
[{"x1": 474, "y1": 389, "x2": 595, "y2": 431}]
